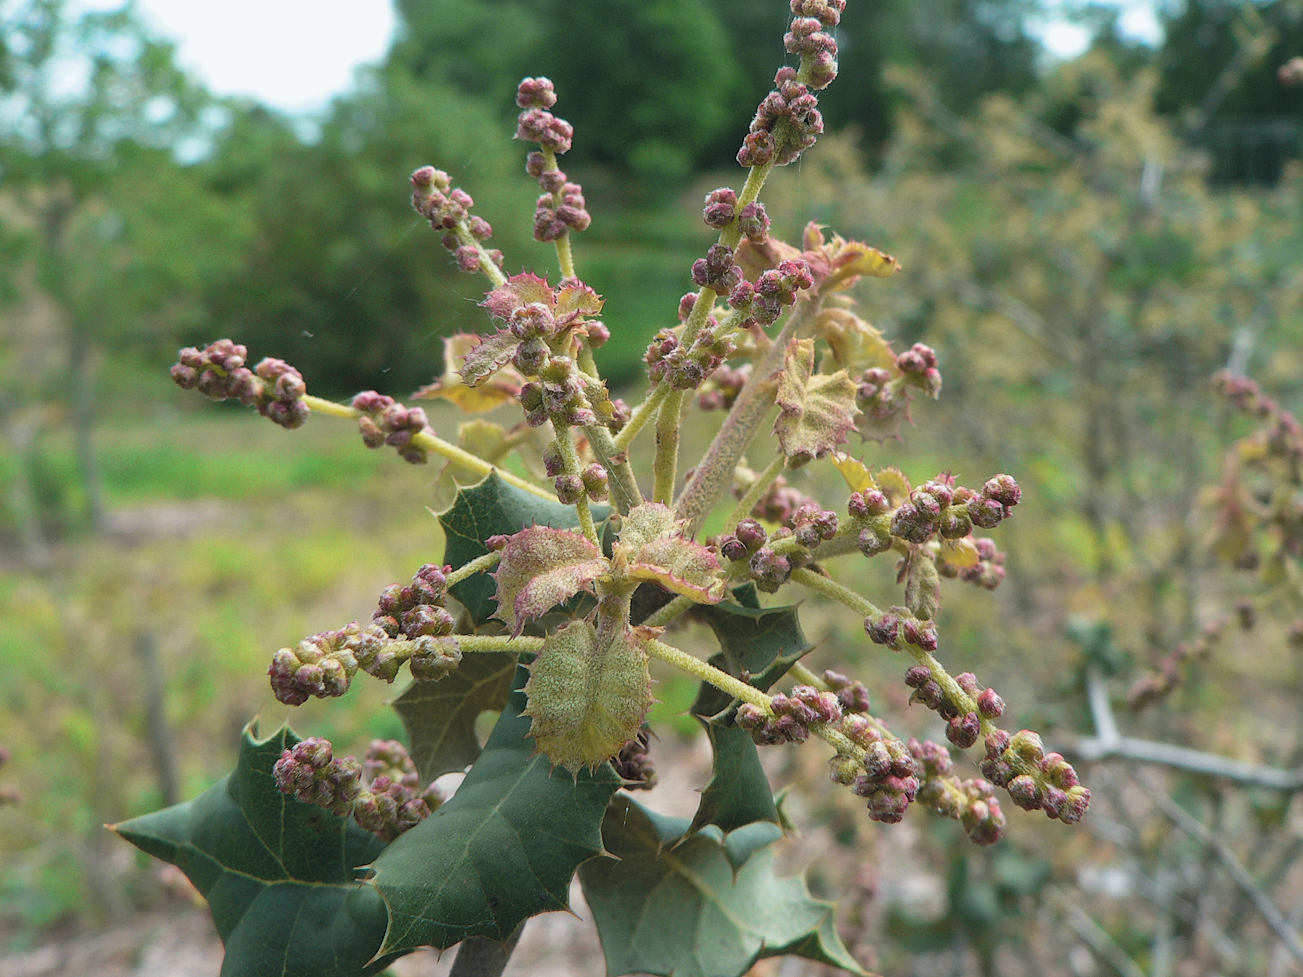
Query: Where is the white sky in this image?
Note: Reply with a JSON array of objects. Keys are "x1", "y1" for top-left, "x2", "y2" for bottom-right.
[
  {"x1": 75, "y1": 0, "x2": 1162, "y2": 114},
  {"x1": 80, "y1": 0, "x2": 398, "y2": 113}
]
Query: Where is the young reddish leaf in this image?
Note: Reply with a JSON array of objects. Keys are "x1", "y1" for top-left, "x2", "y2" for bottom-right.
[
  {"x1": 614, "y1": 504, "x2": 725, "y2": 604},
  {"x1": 481, "y1": 271, "x2": 553, "y2": 321},
  {"x1": 523, "y1": 619, "x2": 654, "y2": 774},
  {"x1": 413, "y1": 334, "x2": 524, "y2": 412},
  {"x1": 460, "y1": 329, "x2": 522, "y2": 387},
  {"x1": 491, "y1": 526, "x2": 607, "y2": 635},
  {"x1": 774, "y1": 338, "x2": 860, "y2": 466}
]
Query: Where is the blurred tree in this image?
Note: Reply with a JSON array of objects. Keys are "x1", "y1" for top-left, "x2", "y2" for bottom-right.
[{"x1": 0, "y1": 0, "x2": 243, "y2": 535}]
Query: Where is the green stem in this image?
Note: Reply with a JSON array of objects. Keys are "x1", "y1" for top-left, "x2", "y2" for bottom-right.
[
  {"x1": 789, "y1": 567, "x2": 993, "y2": 736},
  {"x1": 721, "y1": 454, "x2": 788, "y2": 534},
  {"x1": 445, "y1": 551, "x2": 502, "y2": 588},
  {"x1": 553, "y1": 430, "x2": 599, "y2": 544},
  {"x1": 299, "y1": 395, "x2": 558, "y2": 503},
  {"x1": 646, "y1": 639, "x2": 772, "y2": 711},
  {"x1": 391, "y1": 634, "x2": 543, "y2": 656},
  {"x1": 640, "y1": 593, "x2": 694, "y2": 629},
  {"x1": 541, "y1": 148, "x2": 577, "y2": 281},
  {"x1": 453, "y1": 220, "x2": 508, "y2": 288},
  {"x1": 614, "y1": 383, "x2": 672, "y2": 452},
  {"x1": 652, "y1": 390, "x2": 685, "y2": 504},
  {"x1": 582, "y1": 421, "x2": 642, "y2": 514}
]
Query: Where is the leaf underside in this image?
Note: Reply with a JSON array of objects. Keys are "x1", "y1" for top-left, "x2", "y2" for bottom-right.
[
  {"x1": 579, "y1": 795, "x2": 867, "y2": 977},
  {"x1": 111, "y1": 725, "x2": 398, "y2": 977},
  {"x1": 368, "y1": 664, "x2": 621, "y2": 955},
  {"x1": 392, "y1": 652, "x2": 518, "y2": 784},
  {"x1": 438, "y1": 473, "x2": 609, "y2": 625}
]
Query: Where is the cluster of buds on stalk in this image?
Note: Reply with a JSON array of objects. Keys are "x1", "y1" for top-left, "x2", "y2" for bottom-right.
[
  {"x1": 644, "y1": 298, "x2": 737, "y2": 390},
  {"x1": 891, "y1": 473, "x2": 1020, "y2": 545},
  {"x1": 727, "y1": 260, "x2": 815, "y2": 330},
  {"x1": 411, "y1": 166, "x2": 504, "y2": 275},
  {"x1": 352, "y1": 391, "x2": 433, "y2": 464},
  {"x1": 515, "y1": 78, "x2": 591, "y2": 245},
  {"x1": 698, "y1": 363, "x2": 750, "y2": 411},
  {"x1": 273, "y1": 737, "x2": 441, "y2": 842},
  {"x1": 171, "y1": 341, "x2": 308, "y2": 429},
  {"x1": 702, "y1": 188, "x2": 770, "y2": 244},
  {"x1": 855, "y1": 342, "x2": 942, "y2": 439},
  {"x1": 738, "y1": 684, "x2": 843, "y2": 745},
  {"x1": 910, "y1": 739, "x2": 1006, "y2": 845},
  {"x1": 612, "y1": 729, "x2": 656, "y2": 789},
  {"x1": 980, "y1": 729, "x2": 1090, "y2": 824},
  {"x1": 904, "y1": 665, "x2": 1003, "y2": 749},
  {"x1": 543, "y1": 442, "x2": 609, "y2": 503}
]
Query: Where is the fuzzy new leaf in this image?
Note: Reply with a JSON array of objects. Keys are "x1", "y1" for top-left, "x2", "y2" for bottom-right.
[
  {"x1": 459, "y1": 330, "x2": 522, "y2": 388},
  {"x1": 492, "y1": 526, "x2": 607, "y2": 634},
  {"x1": 774, "y1": 338, "x2": 860, "y2": 466},
  {"x1": 615, "y1": 503, "x2": 726, "y2": 604},
  {"x1": 523, "y1": 619, "x2": 655, "y2": 774},
  {"x1": 414, "y1": 334, "x2": 525, "y2": 411}
]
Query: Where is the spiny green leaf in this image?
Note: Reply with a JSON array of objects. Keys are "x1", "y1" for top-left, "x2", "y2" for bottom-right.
[
  {"x1": 392, "y1": 652, "x2": 517, "y2": 783},
  {"x1": 111, "y1": 725, "x2": 400, "y2": 977},
  {"x1": 578, "y1": 796, "x2": 867, "y2": 977},
  {"x1": 686, "y1": 599, "x2": 813, "y2": 838},
  {"x1": 438, "y1": 473, "x2": 609, "y2": 625},
  {"x1": 492, "y1": 526, "x2": 607, "y2": 634},
  {"x1": 369, "y1": 665, "x2": 621, "y2": 955},
  {"x1": 689, "y1": 599, "x2": 813, "y2": 719}
]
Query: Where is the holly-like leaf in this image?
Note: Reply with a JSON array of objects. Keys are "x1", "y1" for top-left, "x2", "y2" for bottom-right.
[
  {"x1": 392, "y1": 652, "x2": 518, "y2": 783},
  {"x1": 689, "y1": 723, "x2": 779, "y2": 838},
  {"x1": 492, "y1": 526, "x2": 607, "y2": 634},
  {"x1": 689, "y1": 599, "x2": 814, "y2": 719},
  {"x1": 523, "y1": 619, "x2": 655, "y2": 774},
  {"x1": 459, "y1": 329, "x2": 521, "y2": 387},
  {"x1": 774, "y1": 338, "x2": 860, "y2": 467},
  {"x1": 112, "y1": 725, "x2": 400, "y2": 977},
  {"x1": 369, "y1": 665, "x2": 621, "y2": 954},
  {"x1": 578, "y1": 795, "x2": 868, "y2": 977},
  {"x1": 438, "y1": 474, "x2": 609, "y2": 625},
  {"x1": 414, "y1": 334, "x2": 525, "y2": 412}
]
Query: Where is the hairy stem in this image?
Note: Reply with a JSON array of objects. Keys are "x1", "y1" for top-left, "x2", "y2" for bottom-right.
[
  {"x1": 453, "y1": 220, "x2": 508, "y2": 288},
  {"x1": 446, "y1": 551, "x2": 502, "y2": 588},
  {"x1": 676, "y1": 296, "x2": 818, "y2": 534},
  {"x1": 541, "y1": 148, "x2": 576, "y2": 281},
  {"x1": 299, "y1": 394, "x2": 557, "y2": 503},
  {"x1": 614, "y1": 382, "x2": 672, "y2": 452},
  {"x1": 582, "y1": 422, "x2": 642, "y2": 513},
  {"x1": 640, "y1": 593, "x2": 695, "y2": 629},
  {"x1": 652, "y1": 390, "x2": 685, "y2": 504},
  {"x1": 552, "y1": 429, "x2": 599, "y2": 544},
  {"x1": 645, "y1": 639, "x2": 771, "y2": 711}
]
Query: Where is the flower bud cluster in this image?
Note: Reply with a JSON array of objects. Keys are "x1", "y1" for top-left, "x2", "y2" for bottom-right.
[
  {"x1": 785, "y1": 15, "x2": 839, "y2": 91},
  {"x1": 515, "y1": 79, "x2": 590, "y2": 244},
  {"x1": 692, "y1": 244, "x2": 744, "y2": 295},
  {"x1": 268, "y1": 621, "x2": 392, "y2": 705},
  {"x1": 822, "y1": 669, "x2": 870, "y2": 713},
  {"x1": 792, "y1": 503, "x2": 839, "y2": 548},
  {"x1": 904, "y1": 666, "x2": 1004, "y2": 748},
  {"x1": 738, "y1": 66, "x2": 824, "y2": 167},
  {"x1": 373, "y1": 563, "x2": 456, "y2": 644},
  {"x1": 939, "y1": 536, "x2": 1006, "y2": 590},
  {"x1": 172, "y1": 341, "x2": 309, "y2": 429},
  {"x1": 737, "y1": 685, "x2": 843, "y2": 745},
  {"x1": 832, "y1": 717, "x2": 920, "y2": 824},
  {"x1": 644, "y1": 321, "x2": 737, "y2": 390},
  {"x1": 1127, "y1": 618, "x2": 1224, "y2": 709},
  {"x1": 980, "y1": 729, "x2": 1090, "y2": 824},
  {"x1": 847, "y1": 490, "x2": 893, "y2": 556},
  {"x1": 520, "y1": 355, "x2": 597, "y2": 427},
  {"x1": 891, "y1": 474, "x2": 1021, "y2": 545},
  {"x1": 273, "y1": 737, "x2": 443, "y2": 842},
  {"x1": 741, "y1": 472, "x2": 819, "y2": 526},
  {"x1": 352, "y1": 391, "x2": 433, "y2": 464},
  {"x1": 612, "y1": 730, "x2": 656, "y2": 790},
  {"x1": 553, "y1": 458, "x2": 610, "y2": 504},
  {"x1": 910, "y1": 738, "x2": 1006, "y2": 845},
  {"x1": 727, "y1": 260, "x2": 815, "y2": 329},
  {"x1": 701, "y1": 188, "x2": 771, "y2": 243},
  {"x1": 412, "y1": 166, "x2": 505, "y2": 274},
  {"x1": 697, "y1": 363, "x2": 750, "y2": 411}
]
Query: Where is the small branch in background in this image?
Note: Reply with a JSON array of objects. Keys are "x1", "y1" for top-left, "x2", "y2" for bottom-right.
[
  {"x1": 1072, "y1": 666, "x2": 1303, "y2": 790},
  {"x1": 134, "y1": 631, "x2": 178, "y2": 807},
  {"x1": 1045, "y1": 886, "x2": 1147, "y2": 977},
  {"x1": 4, "y1": 411, "x2": 52, "y2": 571},
  {"x1": 1134, "y1": 775, "x2": 1303, "y2": 968}
]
